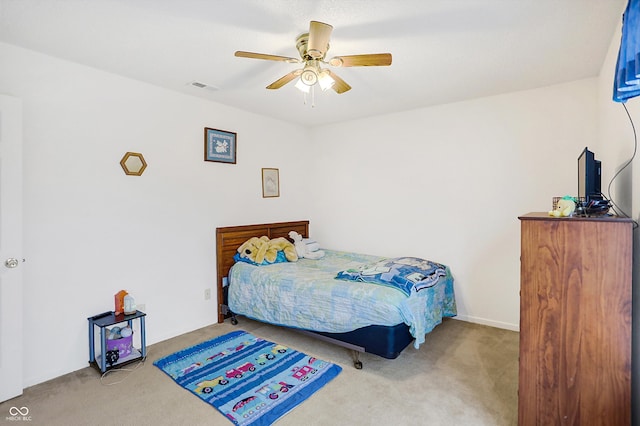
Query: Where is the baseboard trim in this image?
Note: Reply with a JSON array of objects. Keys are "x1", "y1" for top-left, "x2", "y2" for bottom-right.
[{"x1": 451, "y1": 315, "x2": 519, "y2": 332}]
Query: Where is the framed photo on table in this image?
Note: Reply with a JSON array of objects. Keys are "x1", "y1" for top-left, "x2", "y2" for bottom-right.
[
  {"x1": 262, "y1": 168, "x2": 279, "y2": 198},
  {"x1": 204, "y1": 128, "x2": 236, "y2": 164}
]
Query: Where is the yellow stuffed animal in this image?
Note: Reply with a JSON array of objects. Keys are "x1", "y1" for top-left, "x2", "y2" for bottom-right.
[
  {"x1": 549, "y1": 197, "x2": 576, "y2": 217},
  {"x1": 237, "y1": 236, "x2": 298, "y2": 264},
  {"x1": 237, "y1": 236, "x2": 267, "y2": 263},
  {"x1": 268, "y1": 237, "x2": 298, "y2": 262}
]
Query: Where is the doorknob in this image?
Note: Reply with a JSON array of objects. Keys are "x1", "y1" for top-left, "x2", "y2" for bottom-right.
[{"x1": 4, "y1": 258, "x2": 19, "y2": 268}]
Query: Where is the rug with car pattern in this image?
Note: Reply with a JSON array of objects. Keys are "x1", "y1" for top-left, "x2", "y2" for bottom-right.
[{"x1": 154, "y1": 330, "x2": 342, "y2": 426}]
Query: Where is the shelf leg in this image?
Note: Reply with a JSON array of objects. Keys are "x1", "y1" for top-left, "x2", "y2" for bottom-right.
[
  {"x1": 140, "y1": 316, "x2": 146, "y2": 359},
  {"x1": 88, "y1": 319, "x2": 95, "y2": 363},
  {"x1": 100, "y1": 327, "x2": 107, "y2": 373}
]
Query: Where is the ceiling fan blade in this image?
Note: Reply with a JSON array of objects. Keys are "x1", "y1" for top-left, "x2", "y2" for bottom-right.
[
  {"x1": 235, "y1": 51, "x2": 300, "y2": 63},
  {"x1": 266, "y1": 70, "x2": 302, "y2": 89},
  {"x1": 325, "y1": 70, "x2": 351, "y2": 94},
  {"x1": 307, "y1": 21, "x2": 333, "y2": 59},
  {"x1": 328, "y1": 53, "x2": 392, "y2": 67}
]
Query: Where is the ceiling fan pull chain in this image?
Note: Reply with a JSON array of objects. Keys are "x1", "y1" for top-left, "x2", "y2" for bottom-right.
[{"x1": 311, "y1": 85, "x2": 315, "y2": 108}]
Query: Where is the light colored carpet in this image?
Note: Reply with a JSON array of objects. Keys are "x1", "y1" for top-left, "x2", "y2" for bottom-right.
[{"x1": 0, "y1": 318, "x2": 518, "y2": 425}]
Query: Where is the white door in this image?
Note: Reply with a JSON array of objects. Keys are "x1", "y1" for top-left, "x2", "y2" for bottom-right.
[{"x1": 0, "y1": 94, "x2": 24, "y2": 402}]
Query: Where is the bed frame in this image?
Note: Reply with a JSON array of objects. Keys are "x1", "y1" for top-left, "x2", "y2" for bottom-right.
[{"x1": 215, "y1": 220, "x2": 414, "y2": 368}]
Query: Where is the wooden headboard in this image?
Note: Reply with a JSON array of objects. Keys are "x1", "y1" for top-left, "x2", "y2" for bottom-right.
[{"x1": 215, "y1": 220, "x2": 309, "y2": 323}]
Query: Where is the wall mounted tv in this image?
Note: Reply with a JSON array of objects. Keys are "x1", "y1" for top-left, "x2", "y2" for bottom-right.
[{"x1": 577, "y1": 147, "x2": 602, "y2": 203}]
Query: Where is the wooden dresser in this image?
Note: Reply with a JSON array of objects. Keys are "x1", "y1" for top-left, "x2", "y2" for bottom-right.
[{"x1": 518, "y1": 212, "x2": 632, "y2": 425}]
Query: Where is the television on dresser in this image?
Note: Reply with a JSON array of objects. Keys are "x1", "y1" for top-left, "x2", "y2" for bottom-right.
[{"x1": 578, "y1": 147, "x2": 602, "y2": 203}]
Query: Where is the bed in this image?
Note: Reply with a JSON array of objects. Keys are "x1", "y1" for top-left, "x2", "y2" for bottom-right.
[{"x1": 215, "y1": 220, "x2": 456, "y2": 368}]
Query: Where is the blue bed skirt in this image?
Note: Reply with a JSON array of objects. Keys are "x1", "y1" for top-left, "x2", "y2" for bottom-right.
[{"x1": 312, "y1": 322, "x2": 414, "y2": 359}]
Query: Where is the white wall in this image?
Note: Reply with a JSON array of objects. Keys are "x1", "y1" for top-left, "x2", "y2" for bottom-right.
[
  {"x1": 596, "y1": 14, "x2": 640, "y2": 424},
  {"x1": 0, "y1": 36, "x2": 612, "y2": 388},
  {"x1": 0, "y1": 42, "x2": 311, "y2": 386},
  {"x1": 309, "y1": 79, "x2": 598, "y2": 330},
  {"x1": 597, "y1": 21, "x2": 637, "y2": 216}
]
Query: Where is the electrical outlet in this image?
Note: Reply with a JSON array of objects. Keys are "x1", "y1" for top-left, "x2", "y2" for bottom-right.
[
  {"x1": 137, "y1": 303, "x2": 146, "y2": 312},
  {"x1": 204, "y1": 289, "x2": 211, "y2": 300}
]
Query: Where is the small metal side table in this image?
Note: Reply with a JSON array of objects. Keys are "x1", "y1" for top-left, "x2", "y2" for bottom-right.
[{"x1": 88, "y1": 310, "x2": 147, "y2": 373}]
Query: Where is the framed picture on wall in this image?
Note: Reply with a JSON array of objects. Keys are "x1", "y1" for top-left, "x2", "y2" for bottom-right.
[
  {"x1": 262, "y1": 168, "x2": 279, "y2": 198},
  {"x1": 204, "y1": 128, "x2": 237, "y2": 164}
]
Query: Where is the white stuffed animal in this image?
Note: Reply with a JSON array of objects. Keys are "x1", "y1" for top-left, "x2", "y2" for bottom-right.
[{"x1": 288, "y1": 231, "x2": 325, "y2": 260}]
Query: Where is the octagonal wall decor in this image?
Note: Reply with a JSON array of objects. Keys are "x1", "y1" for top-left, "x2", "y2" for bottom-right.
[{"x1": 120, "y1": 152, "x2": 147, "y2": 176}]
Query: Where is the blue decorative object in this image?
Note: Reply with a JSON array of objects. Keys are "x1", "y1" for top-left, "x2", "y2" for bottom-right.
[
  {"x1": 154, "y1": 330, "x2": 341, "y2": 426},
  {"x1": 204, "y1": 127, "x2": 237, "y2": 164},
  {"x1": 335, "y1": 257, "x2": 448, "y2": 297},
  {"x1": 233, "y1": 251, "x2": 287, "y2": 266},
  {"x1": 613, "y1": 0, "x2": 640, "y2": 102}
]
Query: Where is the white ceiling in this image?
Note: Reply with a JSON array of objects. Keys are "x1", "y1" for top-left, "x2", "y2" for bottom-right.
[{"x1": 0, "y1": 0, "x2": 626, "y2": 127}]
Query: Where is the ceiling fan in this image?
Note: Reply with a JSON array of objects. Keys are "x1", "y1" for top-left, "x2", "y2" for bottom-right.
[{"x1": 235, "y1": 21, "x2": 392, "y2": 94}]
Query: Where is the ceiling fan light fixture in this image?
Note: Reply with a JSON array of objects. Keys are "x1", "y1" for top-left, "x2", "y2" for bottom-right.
[
  {"x1": 318, "y1": 71, "x2": 335, "y2": 91},
  {"x1": 300, "y1": 67, "x2": 318, "y2": 86},
  {"x1": 295, "y1": 78, "x2": 311, "y2": 93}
]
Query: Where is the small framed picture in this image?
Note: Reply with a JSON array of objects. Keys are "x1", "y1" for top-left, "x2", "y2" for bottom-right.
[
  {"x1": 204, "y1": 128, "x2": 237, "y2": 164},
  {"x1": 262, "y1": 168, "x2": 280, "y2": 198}
]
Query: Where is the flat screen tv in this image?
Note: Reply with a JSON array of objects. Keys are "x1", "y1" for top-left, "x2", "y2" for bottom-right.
[{"x1": 577, "y1": 147, "x2": 602, "y2": 203}]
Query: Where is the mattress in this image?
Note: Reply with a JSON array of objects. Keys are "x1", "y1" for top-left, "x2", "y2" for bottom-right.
[{"x1": 228, "y1": 249, "x2": 456, "y2": 348}]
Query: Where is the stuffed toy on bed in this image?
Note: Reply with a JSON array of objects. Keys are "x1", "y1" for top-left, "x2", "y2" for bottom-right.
[
  {"x1": 288, "y1": 231, "x2": 325, "y2": 260},
  {"x1": 237, "y1": 236, "x2": 298, "y2": 264}
]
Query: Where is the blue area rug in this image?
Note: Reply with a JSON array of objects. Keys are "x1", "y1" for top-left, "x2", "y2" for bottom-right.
[{"x1": 154, "y1": 330, "x2": 342, "y2": 426}]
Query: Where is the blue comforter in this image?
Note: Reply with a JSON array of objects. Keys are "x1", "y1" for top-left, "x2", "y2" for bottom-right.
[{"x1": 228, "y1": 250, "x2": 456, "y2": 349}]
